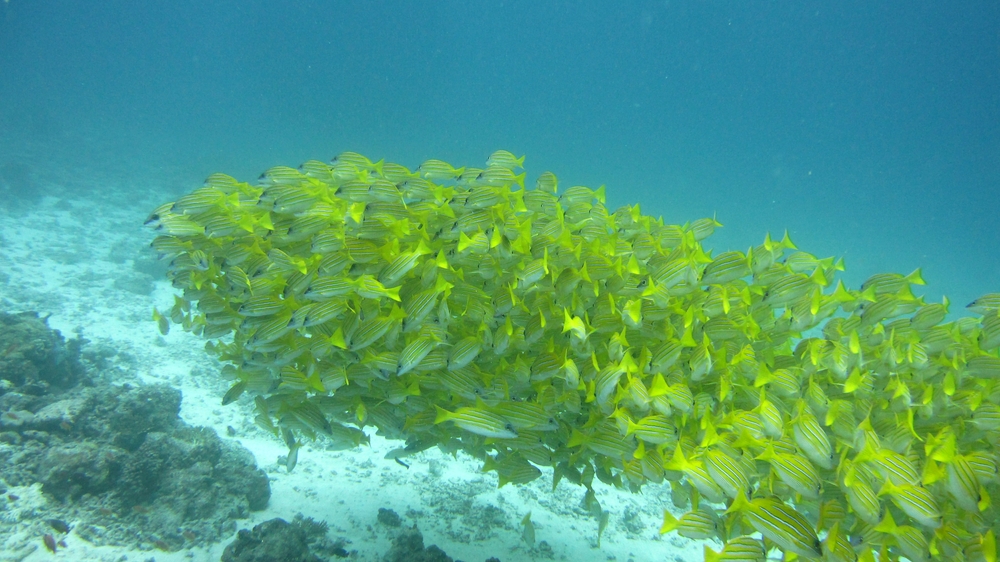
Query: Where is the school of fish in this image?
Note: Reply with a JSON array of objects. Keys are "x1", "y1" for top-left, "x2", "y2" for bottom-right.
[{"x1": 147, "y1": 150, "x2": 1000, "y2": 561}]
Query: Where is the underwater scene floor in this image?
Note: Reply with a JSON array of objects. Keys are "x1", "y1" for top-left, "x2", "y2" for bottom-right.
[{"x1": 0, "y1": 173, "x2": 701, "y2": 561}]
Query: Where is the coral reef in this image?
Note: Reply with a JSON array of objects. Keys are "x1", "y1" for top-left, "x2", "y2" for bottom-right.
[
  {"x1": 0, "y1": 311, "x2": 83, "y2": 393},
  {"x1": 0, "y1": 310, "x2": 270, "y2": 553},
  {"x1": 221, "y1": 512, "x2": 491, "y2": 562},
  {"x1": 221, "y1": 516, "x2": 330, "y2": 562},
  {"x1": 382, "y1": 525, "x2": 459, "y2": 562}
]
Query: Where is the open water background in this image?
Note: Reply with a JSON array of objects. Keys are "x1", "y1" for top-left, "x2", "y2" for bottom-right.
[{"x1": 1, "y1": 0, "x2": 998, "y2": 308}]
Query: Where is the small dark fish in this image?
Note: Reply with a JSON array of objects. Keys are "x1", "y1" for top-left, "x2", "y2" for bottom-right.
[
  {"x1": 98, "y1": 507, "x2": 113, "y2": 516},
  {"x1": 59, "y1": 421, "x2": 73, "y2": 431},
  {"x1": 182, "y1": 530, "x2": 197, "y2": 541},
  {"x1": 153, "y1": 539, "x2": 173, "y2": 552},
  {"x1": 394, "y1": 458, "x2": 410, "y2": 469},
  {"x1": 46, "y1": 519, "x2": 70, "y2": 534},
  {"x1": 7, "y1": 494, "x2": 18, "y2": 501},
  {"x1": 133, "y1": 504, "x2": 150, "y2": 514},
  {"x1": 43, "y1": 533, "x2": 57, "y2": 553}
]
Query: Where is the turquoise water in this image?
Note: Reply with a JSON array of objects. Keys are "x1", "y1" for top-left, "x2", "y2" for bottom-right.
[
  {"x1": 2, "y1": 2, "x2": 996, "y2": 310},
  {"x1": 1, "y1": 3, "x2": 998, "y2": 559}
]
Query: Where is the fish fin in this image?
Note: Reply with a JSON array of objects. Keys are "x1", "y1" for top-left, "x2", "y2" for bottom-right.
[
  {"x1": 433, "y1": 405, "x2": 452, "y2": 425},
  {"x1": 659, "y1": 509, "x2": 680, "y2": 534}
]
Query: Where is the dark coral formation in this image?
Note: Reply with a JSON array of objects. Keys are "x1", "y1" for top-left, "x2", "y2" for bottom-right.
[
  {"x1": 0, "y1": 310, "x2": 270, "y2": 550},
  {"x1": 222, "y1": 518, "x2": 323, "y2": 562},
  {"x1": 222, "y1": 515, "x2": 351, "y2": 562},
  {"x1": 382, "y1": 527, "x2": 458, "y2": 562},
  {"x1": 0, "y1": 311, "x2": 82, "y2": 393}
]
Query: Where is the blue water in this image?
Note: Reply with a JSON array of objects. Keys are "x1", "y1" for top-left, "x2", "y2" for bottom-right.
[{"x1": 1, "y1": 0, "x2": 997, "y2": 307}]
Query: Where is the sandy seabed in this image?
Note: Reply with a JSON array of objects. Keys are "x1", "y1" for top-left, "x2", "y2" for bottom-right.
[{"x1": 0, "y1": 181, "x2": 704, "y2": 562}]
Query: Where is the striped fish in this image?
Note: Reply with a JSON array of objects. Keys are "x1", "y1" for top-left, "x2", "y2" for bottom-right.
[
  {"x1": 157, "y1": 214, "x2": 206, "y2": 237},
  {"x1": 482, "y1": 454, "x2": 542, "y2": 487},
  {"x1": 304, "y1": 276, "x2": 355, "y2": 300},
  {"x1": 727, "y1": 495, "x2": 822, "y2": 559},
  {"x1": 433, "y1": 406, "x2": 517, "y2": 438},
  {"x1": 967, "y1": 355, "x2": 1000, "y2": 379},
  {"x1": 348, "y1": 314, "x2": 398, "y2": 352},
  {"x1": 703, "y1": 448, "x2": 752, "y2": 500},
  {"x1": 790, "y1": 405, "x2": 834, "y2": 469},
  {"x1": 967, "y1": 293, "x2": 1000, "y2": 315},
  {"x1": 704, "y1": 536, "x2": 766, "y2": 562},
  {"x1": 756, "y1": 444, "x2": 821, "y2": 499},
  {"x1": 490, "y1": 401, "x2": 557, "y2": 431},
  {"x1": 447, "y1": 336, "x2": 482, "y2": 370},
  {"x1": 689, "y1": 216, "x2": 722, "y2": 242},
  {"x1": 979, "y1": 312, "x2": 1000, "y2": 350},
  {"x1": 660, "y1": 507, "x2": 721, "y2": 540},
  {"x1": 417, "y1": 159, "x2": 463, "y2": 181},
  {"x1": 379, "y1": 242, "x2": 430, "y2": 287},
  {"x1": 860, "y1": 268, "x2": 924, "y2": 295},
  {"x1": 396, "y1": 333, "x2": 440, "y2": 376},
  {"x1": 860, "y1": 445, "x2": 920, "y2": 486},
  {"x1": 909, "y1": 298, "x2": 949, "y2": 330},
  {"x1": 437, "y1": 366, "x2": 488, "y2": 401},
  {"x1": 331, "y1": 151, "x2": 383, "y2": 171},
  {"x1": 877, "y1": 480, "x2": 941, "y2": 529},
  {"x1": 625, "y1": 415, "x2": 678, "y2": 446},
  {"x1": 945, "y1": 454, "x2": 983, "y2": 512},
  {"x1": 485, "y1": 150, "x2": 525, "y2": 170},
  {"x1": 872, "y1": 511, "x2": 930, "y2": 562},
  {"x1": 355, "y1": 275, "x2": 402, "y2": 301},
  {"x1": 842, "y1": 475, "x2": 882, "y2": 525},
  {"x1": 821, "y1": 522, "x2": 857, "y2": 562}
]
